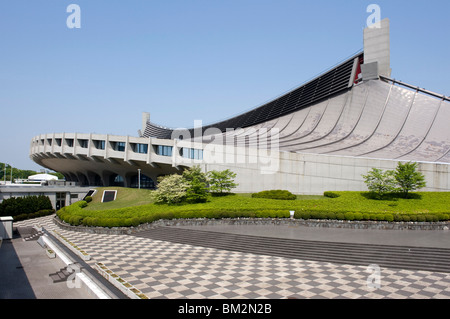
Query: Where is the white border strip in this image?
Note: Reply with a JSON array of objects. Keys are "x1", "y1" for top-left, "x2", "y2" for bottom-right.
[{"x1": 41, "y1": 235, "x2": 111, "y2": 299}]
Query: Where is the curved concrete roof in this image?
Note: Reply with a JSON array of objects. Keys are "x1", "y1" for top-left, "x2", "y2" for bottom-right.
[{"x1": 201, "y1": 78, "x2": 450, "y2": 164}]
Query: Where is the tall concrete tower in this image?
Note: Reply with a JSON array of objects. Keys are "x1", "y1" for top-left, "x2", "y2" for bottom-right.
[{"x1": 362, "y1": 18, "x2": 391, "y2": 79}]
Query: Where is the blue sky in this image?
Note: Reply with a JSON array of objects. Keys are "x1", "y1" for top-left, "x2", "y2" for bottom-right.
[{"x1": 1, "y1": 0, "x2": 449, "y2": 171}]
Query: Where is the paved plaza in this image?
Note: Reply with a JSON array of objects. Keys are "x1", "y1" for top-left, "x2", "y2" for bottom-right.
[{"x1": 2, "y1": 215, "x2": 450, "y2": 299}]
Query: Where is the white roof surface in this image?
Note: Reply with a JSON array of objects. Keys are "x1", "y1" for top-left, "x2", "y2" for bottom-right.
[{"x1": 28, "y1": 173, "x2": 58, "y2": 181}]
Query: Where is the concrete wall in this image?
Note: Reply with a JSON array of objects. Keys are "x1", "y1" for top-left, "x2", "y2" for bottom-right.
[{"x1": 197, "y1": 147, "x2": 450, "y2": 195}]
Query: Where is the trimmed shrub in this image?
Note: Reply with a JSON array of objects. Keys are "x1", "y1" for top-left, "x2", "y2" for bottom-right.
[
  {"x1": 251, "y1": 190, "x2": 296, "y2": 200},
  {"x1": 384, "y1": 214, "x2": 394, "y2": 222},
  {"x1": 336, "y1": 212, "x2": 345, "y2": 220},
  {"x1": 344, "y1": 212, "x2": 355, "y2": 221},
  {"x1": 354, "y1": 212, "x2": 363, "y2": 221},
  {"x1": 326, "y1": 212, "x2": 337, "y2": 220},
  {"x1": 324, "y1": 191, "x2": 340, "y2": 198},
  {"x1": 78, "y1": 201, "x2": 88, "y2": 208},
  {"x1": 299, "y1": 211, "x2": 311, "y2": 220},
  {"x1": 402, "y1": 215, "x2": 411, "y2": 222},
  {"x1": 84, "y1": 196, "x2": 92, "y2": 203},
  {"x1": 417, "y1": 215, "x2": 426, "y2": 222}
]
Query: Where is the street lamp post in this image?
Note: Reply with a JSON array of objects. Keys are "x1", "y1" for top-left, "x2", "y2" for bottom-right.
[{"x1": 138, "y1": 169, "x2": 141, "y2": 189}]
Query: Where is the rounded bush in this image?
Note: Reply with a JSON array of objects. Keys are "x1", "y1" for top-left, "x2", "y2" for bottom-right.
[
  {"x1": 409, "y1": 214, "x2": 418, "y2": 222},
  {"x1": 402, "y1": 215, "x2": 411, "y2": 222},
  {"x1": 417, "y1": 215, "x2": 426, "y2": 222},
  {"x1": 336, "y1": 212, "x2": 345, "y2": 220},
  {"x1": 326, "y1": 212, "x2": 336, "y2": 220},
  {"x1": 251, "y1": 190, "x2": 296, "y2": 200},
  {"x1": 324, "y1": 191, "x2": 340, "y2": 198},
  {"x1": 384, "y1": 214, "x2": 394, "y2": 222},
  {"x1": 300, "y1": 212, "x2": 311, "y2": 220},
  {"x1": 344, "y1": 212, "x2": 355, "y2": 221},
  {"x1": 354, "y1": 212, "x2": 363, "y2": 220}
]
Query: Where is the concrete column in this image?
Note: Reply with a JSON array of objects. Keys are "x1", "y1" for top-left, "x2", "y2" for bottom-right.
[{"x1": 0, "y1": 217, "x2": 14, "y2": 240}]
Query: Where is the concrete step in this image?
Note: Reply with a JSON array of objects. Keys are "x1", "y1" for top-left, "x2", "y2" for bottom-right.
[{"x1": 133, "y1": 227, "x2": 450, "y2": 273}]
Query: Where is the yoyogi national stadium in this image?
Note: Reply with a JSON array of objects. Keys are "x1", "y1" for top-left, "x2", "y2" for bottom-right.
[{"x1": 30, "y1": 19, "x2": 450, "y2": 194}]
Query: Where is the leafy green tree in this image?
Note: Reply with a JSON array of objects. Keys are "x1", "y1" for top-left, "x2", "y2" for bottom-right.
[
  {"x1": 362, "y1": 168, "x2": 397, "y2": 199},
  {"x1": 394, "y1": 162, "x2": 426, "y2": 198},
  {"x1": 152, "y1": 174, "x2": 189, "y2": 204},
  {"x1": 207, "y1": 169, "x2": 238, "y2": 195},
  {"x1": 182, "y1": 166, "x2": 209, "y2": 203}
]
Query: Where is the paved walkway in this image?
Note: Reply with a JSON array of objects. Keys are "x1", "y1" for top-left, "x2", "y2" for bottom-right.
[
  {"x1": 0, "y1": 230, "x2": 96, "y2": 299},
  {"x1": 4, "y1": 215, "x2": 450, "y2": 299}
]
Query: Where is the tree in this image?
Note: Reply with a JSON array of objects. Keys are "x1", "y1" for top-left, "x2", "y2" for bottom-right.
[
  {"x1": 362, "y1": 168, "x2": 397, "y2": 199},
  {"x1": 182, "y1": 166, "x2": 209, "y2": 203},
  {"x1": 394, "y1": 162, "x2": 426, "y2": 198},
  {"x1": 152, "y1": 174, "x2": 189, "y2": 204},
  {"x1": 207, "y1": 169, "x2": 238, "y2": 195}
]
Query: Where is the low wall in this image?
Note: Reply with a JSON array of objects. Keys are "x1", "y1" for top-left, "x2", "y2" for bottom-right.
[
  {"x1": 204, "y1": 152, "x2": 450, "y2": 195},
  {"x1": 53, "y1": 216, "x2": 450, "y2": 236}
]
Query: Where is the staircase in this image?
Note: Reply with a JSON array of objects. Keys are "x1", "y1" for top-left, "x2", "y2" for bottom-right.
[{"x1": 133, "y1": 227, "x2": 450, "y2": 273}]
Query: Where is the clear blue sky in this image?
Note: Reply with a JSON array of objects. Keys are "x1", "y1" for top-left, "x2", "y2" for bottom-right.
[{"x1": 1, "y1": 0, "x2": 449, "y2": 171}]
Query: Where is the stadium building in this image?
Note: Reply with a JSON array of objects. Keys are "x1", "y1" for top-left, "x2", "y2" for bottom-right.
[{"x1": 30, "y1": 19, "x2": 450, "y2": 194}]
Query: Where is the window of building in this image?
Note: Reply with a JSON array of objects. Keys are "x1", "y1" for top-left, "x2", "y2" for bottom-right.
[
  {"x1": 56, "y1": 192, "x2": 66, "y2": 210},
  {"x1": 93, "y1": 140, "x2": 105, "y2": 150},
  {"x1": 130, "y1": 174, "x2": 155, "y2": 189},
  {"x1": 155, "y1": 145, "x2": 173, "y2": 157},
  {"x1": 110, "y1": 174, "x2": 124, "y2": 187},
  {"x1": 78, "y1": 139, "x2": 89, "y2": 148},
  {"x1": 132, "y1": 143, "x2": 148, "y2": 154},
  {"x1": 181, "y1": 148, "x2": 203, "y2": 160},
  {"x1": 111, "y1": 141, "x2": 126, "y2": 152},
  {"x1": 65, "y1": 139, "x2": 74, "y2": 147}
]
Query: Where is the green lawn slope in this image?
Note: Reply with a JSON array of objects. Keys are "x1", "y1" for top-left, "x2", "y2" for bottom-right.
[{"x1": 58, "y1": 188, "x2": 450, "y2": 228}]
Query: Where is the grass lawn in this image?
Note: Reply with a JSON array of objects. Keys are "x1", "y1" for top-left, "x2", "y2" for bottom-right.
[{"x1": 58, "y1": 187, "x2": 450, "y2": 228}]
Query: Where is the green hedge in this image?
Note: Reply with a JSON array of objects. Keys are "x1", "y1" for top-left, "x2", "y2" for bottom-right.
[
  {"x1": 293, "y1": 211, "x2": 449, "y2": 223},
  {"x1": 56, "y1": 191, "x2": 450, "y2": 228},
  {"x1": 0, "y1": 195, "x2": 53, "y2": 217},
  {"x1": 13, "y1": 209, "x2": 55, "y2": 222},
  {"x1": 57, "y1": 202, "x2": 449, "y2": 228}
]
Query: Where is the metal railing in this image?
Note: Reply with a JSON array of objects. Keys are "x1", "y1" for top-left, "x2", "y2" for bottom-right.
[{"x1": 380, "y1": 75, "x2": 450, "y2": 102}]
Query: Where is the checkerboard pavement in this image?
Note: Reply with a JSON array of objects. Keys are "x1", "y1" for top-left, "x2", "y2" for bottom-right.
[{"x1": 16, "y1": 215, "x2": 450, "y2": 299}]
